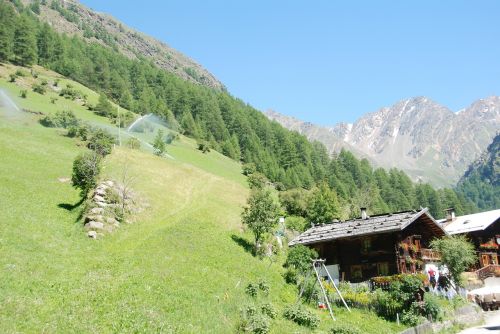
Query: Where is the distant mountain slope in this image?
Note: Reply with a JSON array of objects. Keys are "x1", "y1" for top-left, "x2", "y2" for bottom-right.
[
  {"x1": 21, "y1": 0, "x2": 224, "y2": 90},
  {"x1": 456, "y1": 133, "x2": 500, "y2": 210},
  {"x1": 266, "y1": 96, "x2": 500, "y2": 187}
]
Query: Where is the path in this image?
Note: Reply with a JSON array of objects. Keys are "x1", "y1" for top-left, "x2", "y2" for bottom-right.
[{"x1": 458, "y1": 310, "x2": 500, "y2": 334}]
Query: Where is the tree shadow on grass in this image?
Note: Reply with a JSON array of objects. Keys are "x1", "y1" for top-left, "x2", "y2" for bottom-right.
[
  {"x1": 58, "y1": 197, "x2": 86, "y2": 223},
  {"x1": 58, "y1": 196, "x2": 85, "y2": 211},
  {"x1": 231, "y1": 234, "x2": 255, "y2": 255}
]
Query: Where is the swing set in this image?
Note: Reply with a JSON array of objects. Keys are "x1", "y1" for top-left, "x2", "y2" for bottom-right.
[{"x1": 296, "y1": 259, "x2": 350, "y2": 321}]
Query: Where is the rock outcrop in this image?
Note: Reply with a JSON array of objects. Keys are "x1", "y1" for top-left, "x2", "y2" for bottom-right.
[{"x1": 84, "y1": 180, "x2": 140, "y2": 239}]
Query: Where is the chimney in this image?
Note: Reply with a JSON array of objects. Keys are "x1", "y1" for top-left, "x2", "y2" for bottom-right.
[
  {"x1": 444, "y1": 208, "x2": 455, "y2": 222},
  {"x1": 361, "y1": 207, "x2": 368, "y2": 220}
]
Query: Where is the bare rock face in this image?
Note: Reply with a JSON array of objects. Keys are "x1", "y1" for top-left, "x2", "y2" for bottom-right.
[{"x1": 266, "y1": 96, "x2": 500, "y2": 186}]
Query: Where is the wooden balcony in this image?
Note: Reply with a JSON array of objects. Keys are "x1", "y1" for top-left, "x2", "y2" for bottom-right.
[{"x1": 420, "y1": 248, "x2": 441, "y2": 261}]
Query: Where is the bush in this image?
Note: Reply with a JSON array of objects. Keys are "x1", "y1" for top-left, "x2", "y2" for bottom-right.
[
  {"x1": 248, "y1": 172, "x2": 267, "y2": 190},
  {"x1": 67, "y1": 126, "x2": 79, "y2": 138},
  {"x1": 72, "y1": 152, "x2": 101, "y2": 196},
  {"x1": 20, "y1": 90, "x2": 27, "y2": 98},
  {"x1": 242, "y1": 163, "x2": 256, "y2": 176},
  {"x1": 260, "y1": 303, "x2": 277, "y2": 319},
  {"x1": 330, "y1": 323, "x2": 362, "y2": 334},
  {"x1": 15, "y1": 69, "x2": 27, "y2": 77},
  {"x1": 248, "y1": 313, "x2": 270, "y2": 334},
  {"x1": 197, "y1": 141, "x2": 210, "y2": 153},
  {"x1": 50, "y1": 97, "x2": 57, "y2": 104},
  {"x1": 32, "y1": 83, "x2": 46, "y2": 95},
  {"x1": 40, "y1": 110, "x2": 79, "y2": 128},
  {"x1": 245, "y1": 283, "x2": 259, "y2": 298},
  {"x1": 423, "y1": 293, "x2": 442, "y2": 321},
  {"x1": 59, "y1": 84, "x2": 82, "y2": 100},
  {"x1": 285, "y1": 245, "x2": 318, "y2": 274},
  {"x1": 283, "y1": 304, "x2": 319, "y2": 329},
  {"x1": 400, "y1": 307, "x2": 426, "y2": 326},
  {"x1": 285, "y1": 216, "x2": 308, "y2": 232},
  {"x1": 283, "y1": 268, "x2": 298, "y2": 285},
  {"x1": 9, "y1": 74, "x2": 17, "y2": 82},
  {"x1": 127, "y1": 137, "x2": 141, "y2": 150},
  {"x1": 87, "y1": 128, "x2": 115, "y2": 156},
  {"x1": 238, "y1": 306, "x2": 270, "y2": 334},
  {"x1": 257, "y1": 280, "x2": 270, "y2": 296}
]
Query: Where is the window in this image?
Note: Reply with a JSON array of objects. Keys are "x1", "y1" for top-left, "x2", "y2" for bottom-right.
[
  {"x1": 362, "y1": 238, "x2": 371, "y2": 252},
  {"x1": 350, "y1": 265, "x2": 363, "y2": 280},
  {"x1": 377, "y1": 262, "x2": 389, "y2": 276}
]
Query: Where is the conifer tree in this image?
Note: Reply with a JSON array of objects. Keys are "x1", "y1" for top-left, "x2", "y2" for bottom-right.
[{"x1": 13, "y1": 15, "x2": 37, "y2": 66}]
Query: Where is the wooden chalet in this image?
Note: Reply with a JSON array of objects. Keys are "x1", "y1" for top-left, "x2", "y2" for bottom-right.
[
  {"x1": 442, "y1": 209, "x2": 500, "y2": 271},
  {"x1": 289, "y1": 208, "x2": 446, "y2": 283}
]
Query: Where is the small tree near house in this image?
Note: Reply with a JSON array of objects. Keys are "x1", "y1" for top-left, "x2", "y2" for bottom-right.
[
  {"x1": 241, "y1": 188, "x2": 280, "y2": 254},
  {"x1": 430, "y1": 235, "x2": 476, "y2": 289}
]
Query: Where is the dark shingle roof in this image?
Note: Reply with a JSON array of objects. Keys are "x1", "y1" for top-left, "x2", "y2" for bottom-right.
[{"x1": 289, "y1": 208, "x2": 442, "y2": 246}]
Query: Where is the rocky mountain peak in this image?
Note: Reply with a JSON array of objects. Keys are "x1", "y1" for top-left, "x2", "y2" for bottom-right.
[{"x1": 266, "y1": 96, "x2": 500, "y2": 187}]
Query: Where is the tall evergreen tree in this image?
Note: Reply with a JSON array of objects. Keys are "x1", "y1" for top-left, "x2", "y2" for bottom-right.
[{"x1": 13, "y1": 15, "x2": 37, "y2": 66}]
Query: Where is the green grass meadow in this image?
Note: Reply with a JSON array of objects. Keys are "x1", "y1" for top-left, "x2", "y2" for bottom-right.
[{"x1": 0, "y1": 65, "x2": 406, "y2": 333}]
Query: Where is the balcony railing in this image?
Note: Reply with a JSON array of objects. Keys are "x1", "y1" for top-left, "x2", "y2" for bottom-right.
[
  {"x1": 421, "y1": 248, "x2": 441, "y2": 261},
  {"x1": 475, "y1": 264, "x2": 500, "y2": 281}
]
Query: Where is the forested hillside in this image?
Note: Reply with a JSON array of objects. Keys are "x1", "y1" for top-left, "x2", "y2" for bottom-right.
[
  {"x1": 456, "y1": 134, "x2": 500, "y2": 210},
  {"x1": 0, "y1": 0, "x2": 475, "y2": 219}
]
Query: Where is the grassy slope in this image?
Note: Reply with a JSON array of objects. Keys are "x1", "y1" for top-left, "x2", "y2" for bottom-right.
[{"x1": 0, "y1": 65, "x2": 405, "y2": 333}]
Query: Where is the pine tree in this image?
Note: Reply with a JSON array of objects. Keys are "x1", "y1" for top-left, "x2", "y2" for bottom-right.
[
  {"x1": 0, "y1": 3, "x2": 15, "y2": 62},
  {"x1": 13, "y1": 15, "x2": 38, "y2": 66}
]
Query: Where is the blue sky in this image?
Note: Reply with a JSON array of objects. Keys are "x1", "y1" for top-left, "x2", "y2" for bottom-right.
[{"x1": 82, "y1": 0, "x2": 500, "y2": 125}]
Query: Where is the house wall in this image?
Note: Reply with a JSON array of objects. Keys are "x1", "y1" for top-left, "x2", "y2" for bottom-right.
[
  {"x1": 313, "y1": 233, "x2": 398, "y2": 282},
  {"x1": 309, "y1": 216, "x2": 444, "y2": 282}
]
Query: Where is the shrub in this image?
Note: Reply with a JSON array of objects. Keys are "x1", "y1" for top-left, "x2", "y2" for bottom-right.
[
  {"x1": 127, "y1": 137, "x2": 141, "y2": 150},
  {"x1": 40, "y1": 110, "x2": 79, "y2": 128},
  {"x1": 50, "y1": 97, "x2": 57, "y2": 104},
  {"x1": 238, "y1": 306, "x2": 270, "y2": 334},
  {"x1": 245, "y1": 283, "x2": 259, "y2": 298},
  {"x1": 20, "y1": 90, "x2": 28, "y2": 98},
  {"x1": 248, "y1": 172, "x2": 268, "y2": 190},
  {"x1": 283, "y1": 304, "x2": 319, "y2": 329},
  {"x1": 423, "y1": 293, "x2": 442, "y2": 321},
  {"x1": 197, "y1": 141, "x2": 210, "y2": 153},
  {"x1": 9, "y1": 73, "x2": 17, "y2": 82},
  {"x1": 283, "y1": 268, "x2": 298, "y2": 285},
  {"x1": 15, "y1": 69, "x2": 27, "y2": 77},
  {"x1": 260, "y1": 303, "x2": 277, "y2": 319},
  {"x1": 242, "y1": 163, "x2": 256, "y2": 176},
  {"x1": 32, "y1": 83, "x2": 46, "y2": 95},
  {"x1": 285, "y1": 244, "x2": 318, "y2": 274},
  {"x1": 400, "y1": 307, "x2": 425, "y2": 326},
  {"x1": 257, "y1": 280, "x2": 270, "y2": 296},
  {"x1": 59, "y1": 84, "x2": 82, "y2": 100},
  {"x1": 247, "y1": 313, "x2": 270, "y2": 334},
  {"x1": 87, "y1": 128, "x2": 115, "y2": 156},
  {"x1": 285, "y1": 216, "x2": 308, "y2": 232},
  {"x1": 67, "y1": 126, "x2": 79, "y2": 138},
  {"x1": 72, "y1": 152, "x2": 101, "y2": 196},
  {"x1": 330, "y1": 323, "x2": 362, "y2": 334}
]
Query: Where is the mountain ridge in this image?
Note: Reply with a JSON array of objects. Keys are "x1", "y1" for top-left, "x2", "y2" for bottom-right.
[
  {"x1": 266, "y1": 96, "x2": 500, "y2": 187},
  {"x1": 21, "y1": 0, "x2": 225, "y2": 90}
]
